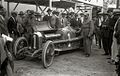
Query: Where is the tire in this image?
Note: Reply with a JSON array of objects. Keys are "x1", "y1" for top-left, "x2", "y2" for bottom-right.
[
  {"x1": 42, "y1": 41, "x2": 55, "y2": 68},
  {"x1": 13, "y1": 37, "x2": 28, "y2": 60}
]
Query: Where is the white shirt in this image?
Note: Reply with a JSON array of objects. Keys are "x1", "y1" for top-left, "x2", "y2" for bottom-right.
[{"x1": 0, "y1": 15, "x2": 5, "y2": 21}]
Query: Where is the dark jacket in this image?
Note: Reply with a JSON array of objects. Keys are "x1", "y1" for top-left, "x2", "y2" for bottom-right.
[
  {"x1": 7, "y1": 17, "x2": 17, "y2": 34},
  {"x1": 101, "y1": 17, "x2": 110, "y2": 38},
  {"x1": 43, "y1": 15, "x2": 52, "y2": 22}
]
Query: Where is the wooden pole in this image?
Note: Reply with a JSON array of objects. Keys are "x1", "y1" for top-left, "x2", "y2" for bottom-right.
[
  {"x1": 116, "y1": 0, "x2": 119, "y2": 8},
  {"x1": 13, "y1": 3, "x2": 19, "y2": 10},
  {"x1": 36, "y1": 5, "x2": 38, "y2": 12},
  {"x1": 74, "y1": 3, "x2": 77, "y2": 13},
  {"x1": 49, "y1": 0, "x2": 52, "y2": 9},
  {"x1": 7, "y1": 2, "x2": 10, "y2": 17}
]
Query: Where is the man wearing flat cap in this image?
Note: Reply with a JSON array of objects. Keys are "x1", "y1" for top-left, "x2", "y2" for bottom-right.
[
  {"x1": 17, "y1": 11, "x2": 25, "y2": 36},
  {"x1": 43, "y1": 8, "x2": 52, "y2": 21},
  {"x1": 7, "y1": 11, "x2": 18, "y2": 38}
]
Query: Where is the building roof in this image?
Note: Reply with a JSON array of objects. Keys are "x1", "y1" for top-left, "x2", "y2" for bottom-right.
[{"x1": 4, "y1": 0, "x2": 75, "y2": 8}]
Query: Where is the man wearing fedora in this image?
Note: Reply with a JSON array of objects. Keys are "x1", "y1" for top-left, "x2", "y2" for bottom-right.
[
  {"x1": 101, "y1": 13, "x2": 110, "y2": 55},
  {"x1": 7, "y1": 11, "x2": 18, "y2": 38},
  {"x1": 43, "y1": 8, "x2": 52, "y2": 22},
  {"x1": 17, "y1": 11, "x2": 25, "y2": 36}
]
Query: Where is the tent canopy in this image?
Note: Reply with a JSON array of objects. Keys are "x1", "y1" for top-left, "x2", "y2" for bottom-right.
[{"x1": 3, "y1": 0, "x2": 75, "y2": 8}]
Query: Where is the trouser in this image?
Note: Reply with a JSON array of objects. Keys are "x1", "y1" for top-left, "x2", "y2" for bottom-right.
[
  {"x1": 102, "y1": 38, "x2": 109, "y2": 54},
  {"x1": 102, "y1": 38, "x2": 113, "y2": 55},
  {"x1": 108, "y1": 31, "x2": 114, "y2": 55},
  {"x1": 111, "y1": 37, "x2": 118, "y2": 60},
  {"x1": 98, "y1": 29, "x2": 102, "y2": 48},
  {"x1": 0, "y1": 58, "x2": 13, "y2": 76},
  {"x1": 83, "y1": 37, "x2": 92, "y2": 55}
]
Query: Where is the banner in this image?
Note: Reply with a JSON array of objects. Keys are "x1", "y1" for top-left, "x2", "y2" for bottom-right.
[{"x1": 77, "y1": 0, "x2": 103, "y2": 7}]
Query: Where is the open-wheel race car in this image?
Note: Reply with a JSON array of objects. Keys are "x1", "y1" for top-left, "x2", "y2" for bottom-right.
[{"x1": 13, "y1": 21, "x2": 83, "y2": 68}]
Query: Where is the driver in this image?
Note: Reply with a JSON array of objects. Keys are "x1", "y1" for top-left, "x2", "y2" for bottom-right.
[{"x1": 0, "y1": 5, "x2": 14, "y2": 76}]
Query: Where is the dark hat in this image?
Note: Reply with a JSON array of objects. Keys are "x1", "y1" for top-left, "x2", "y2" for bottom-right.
[
  {"x1": 47, "y1": 8, "x2": 52, "y2": 12},
  {"x1": 107, "y1": 8, "x2": 113, "y2": 13},
  {"x1": 18, "y1": 11, "x2": 24, "y2": 15},
  {"x1": 52, "y1": 10, "x2": 59, "y2": 14},
  {"x1": 52, "y1": 10, "x2": 57, "y2": 14}
]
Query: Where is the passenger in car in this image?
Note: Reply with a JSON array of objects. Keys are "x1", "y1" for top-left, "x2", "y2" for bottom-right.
[
  {"x1": 60, "y1": 13, "x2": 68, "y2": 28},
  {"x1": 43, "y1": 8, "x2": 52, "y2": 22}
]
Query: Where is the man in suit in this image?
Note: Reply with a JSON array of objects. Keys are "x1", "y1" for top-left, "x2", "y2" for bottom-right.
[
  {"x1": 50, "y1": 10, "x2": 62, "y2": 29},
  {"x1": 60, "y1": 13, "x2": 68, "y2": 28},
  {"x1": 7, "y1": 11, "x2": 18, "y2": 38},
  {"x1": 101, "y1": 13, "x2": 110, "y2": 55},
  {"x1": 43, "y1": 8, "x2": 52, "y2": 22},
  {"x1": 0, "y1": 5, "x2": 14, "y2": 76}
]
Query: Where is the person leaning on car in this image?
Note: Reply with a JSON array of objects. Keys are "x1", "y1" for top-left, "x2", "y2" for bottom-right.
[{"x1": 0, "y1": 5, "x2": 14, "y2": 76}]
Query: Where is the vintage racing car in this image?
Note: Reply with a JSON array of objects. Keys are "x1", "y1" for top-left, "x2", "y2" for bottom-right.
[{"x1": 13, "y1": 21, "x2": 83, "y2": 68}]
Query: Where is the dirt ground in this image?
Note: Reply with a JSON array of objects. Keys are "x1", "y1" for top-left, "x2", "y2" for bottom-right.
[{"x1": 14, "y1": 44, "x2": 116, "y2": 76}]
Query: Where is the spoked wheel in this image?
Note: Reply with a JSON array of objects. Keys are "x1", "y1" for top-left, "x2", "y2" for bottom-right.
[
  {"x1": 42, "y1": 41, "x2": 55, "y2": 68},
  {"x1": 14, "y1": 37, "x2": 28, "y2": 60}
]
